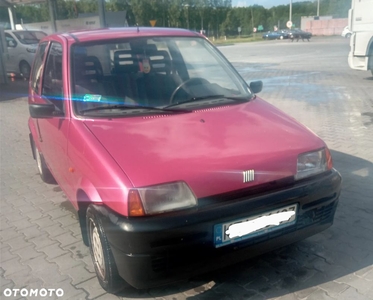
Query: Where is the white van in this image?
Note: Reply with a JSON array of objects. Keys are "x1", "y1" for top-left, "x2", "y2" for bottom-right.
[{"x1": 5, "y1": 30, "x2": 47, "y2": 78}]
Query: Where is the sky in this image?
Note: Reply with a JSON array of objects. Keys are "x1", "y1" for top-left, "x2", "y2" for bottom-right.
[{"x1": 232, "y1": 0, "x2": 305, "y2": 8}]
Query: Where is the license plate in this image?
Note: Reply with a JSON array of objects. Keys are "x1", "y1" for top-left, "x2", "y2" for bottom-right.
[{"x1": 214, "y1": 204, "x2": 297, "y2": 248}]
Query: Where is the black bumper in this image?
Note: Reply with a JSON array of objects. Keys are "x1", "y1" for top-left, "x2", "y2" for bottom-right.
[{"x1": 97, "y1": 169, "x2": 341, "y2": 289}]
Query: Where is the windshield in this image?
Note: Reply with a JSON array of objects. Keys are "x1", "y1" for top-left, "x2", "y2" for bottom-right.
[
  {"x1": 13, "y1": 30, "x2": 46, "y2": 44},
  {"x1": 72, "y1": 37, "x2": 251, "y2": 116}
]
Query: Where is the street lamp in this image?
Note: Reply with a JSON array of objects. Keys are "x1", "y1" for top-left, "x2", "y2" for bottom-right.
[
  {"x1": 183, "y1": 4, "x2": 190, "y2": 29},
  {"x1": 199, "y1": 4, "x2": 208, "y2": 33},
  {"x1": 216, "y1": 8, "x2": 219, "y2": 39},
  {"x1": 213, "y1": 7, "x2": 219, "y2": 39}
]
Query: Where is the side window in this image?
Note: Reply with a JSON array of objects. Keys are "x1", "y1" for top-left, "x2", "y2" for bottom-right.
[
  {"x1": 42, "y1": 42, "x2": 64, "y2": 111},
  {"x1": 30, "y1": 42, "x2": 48, "y2": 93}
]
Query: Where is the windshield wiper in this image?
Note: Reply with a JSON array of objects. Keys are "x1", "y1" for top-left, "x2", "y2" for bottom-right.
[
  {"x1": 164, "y1": 94, "x2": 251, "y2": 109},
  {"x1": 79, "y1": 104, "x2": 192, "y2": 114}
]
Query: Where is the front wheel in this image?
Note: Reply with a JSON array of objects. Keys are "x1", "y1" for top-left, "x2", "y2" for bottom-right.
[
  {"x1": 87, "y1": 205, "x2": 125, "y2": 293},
  {"x1": 33, "y1": 139, "x2": 55, "y2": 183},
  {"x1": 20, "y1": 61, "x2": 31, "y2": 79}
]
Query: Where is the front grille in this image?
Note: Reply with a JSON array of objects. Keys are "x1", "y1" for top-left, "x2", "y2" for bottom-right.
[{"x1": 296, "y1": 201, "x2": 336, "y2": 229}]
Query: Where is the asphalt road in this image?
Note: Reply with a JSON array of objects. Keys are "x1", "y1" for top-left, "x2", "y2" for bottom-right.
[{"x1": 1, "y1": 37, "x2": 373, "y2": 300}]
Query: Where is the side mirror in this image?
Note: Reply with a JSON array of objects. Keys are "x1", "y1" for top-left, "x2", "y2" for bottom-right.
[
  {"x1": 7, "y1": 40, "x2": 16, "y2": 47},
  {"x1": 249, "y1": 81, "x2": 263, "y2": 94},
  {"x1": 29, "y1": 104, "x2": 62, "y2": 118}
]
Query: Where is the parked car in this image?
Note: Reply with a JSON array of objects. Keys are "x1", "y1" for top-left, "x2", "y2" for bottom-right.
[
  {"x1": 4, "y1": 29, "x2": 47, "y2": 78},
  {"x1": 262, "y1": 31, "x2": 282, "y2": 40},
  {"x1": 28, "y1": 27, "x2": 341, "y2": 293},
  {"x1": 341, "y1": 26, "x2": 352, "y2": 38},
  {"x1": 278, "y1": 29, "x2": 291, "y2": 39},
  {"x1": 289, "y1": 29, "x2": 312, "y2": 41}
]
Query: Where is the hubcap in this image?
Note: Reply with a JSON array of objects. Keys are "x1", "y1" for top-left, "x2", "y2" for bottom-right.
[{"x1": 91, "y1": 224, "x2": 105, "y2": 278}]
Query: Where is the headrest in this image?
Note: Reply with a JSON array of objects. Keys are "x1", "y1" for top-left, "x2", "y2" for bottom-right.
[
  {"x1": 147, "y1": 50, "x2": 171, "y2": 74},
  {"x1": 113, "y1": 50, "x2": 139, "y2": 73},
  {"x1": 83, "y1": 56, "x2": 103, "y2": 78},
  {"x1": 74, "y1": 55, "x2": 103, "y2": 81}
]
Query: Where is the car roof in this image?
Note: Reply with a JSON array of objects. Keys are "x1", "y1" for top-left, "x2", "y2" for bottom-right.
[{"x1": 55, "y1": 27, "x2": 201, "y2": 43}]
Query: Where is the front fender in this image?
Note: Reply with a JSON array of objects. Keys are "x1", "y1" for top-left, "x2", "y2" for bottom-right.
[
  {"x1": 74, "y1": 178, "x2": 104, "y2": 246},
  {"x1": 75, "y1": 177, "x2": 103, "y2": 209},
  {"x1": 17, "y1": 53, "x2": 33, "y2": 67}
]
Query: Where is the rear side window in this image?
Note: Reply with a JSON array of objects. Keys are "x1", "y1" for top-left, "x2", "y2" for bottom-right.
[
  {"x1": 30, "y1": 42, "x2": 48, "y2": 93},
  {"x1": 42, "y1": 42, "x2": 64, "y2": 111}
]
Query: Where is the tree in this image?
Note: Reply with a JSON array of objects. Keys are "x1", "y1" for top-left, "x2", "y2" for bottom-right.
[
  {"x1": 168, "y1": 0, "x2": 183, "y2": 27},
  {"x1": 7, "y1": 0, "x2": 350, "y2": 34},
  {"x1": 130, "y1": 0, "x2": 156, "y2": 26}
]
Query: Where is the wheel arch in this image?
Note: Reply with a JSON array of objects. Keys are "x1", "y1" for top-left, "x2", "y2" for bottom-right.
[
  {"x1": 29, "y1": 133, "x2": 36, "y2": 160},
  {"x1": 76, "y1": 189, "x2": 91, "y2": 246},
  {"x1": 19, "y1": 59, "x2": 30, "y2": 69},
  {"x1": 29, "y1": 120, "x2": 42, "y2": 160},
  {"x1": 76, "y1": 181, "x2": 103, "y2": 246}
]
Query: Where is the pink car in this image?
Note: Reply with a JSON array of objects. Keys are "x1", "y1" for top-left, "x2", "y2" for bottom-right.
[{"x1": 28, "y1": 28, "x2": 341, "y2": 292}]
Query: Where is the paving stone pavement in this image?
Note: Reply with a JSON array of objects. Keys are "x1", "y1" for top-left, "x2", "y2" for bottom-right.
[{"x1": 1, "y1": 37, "x2": 372, "y2": 300}]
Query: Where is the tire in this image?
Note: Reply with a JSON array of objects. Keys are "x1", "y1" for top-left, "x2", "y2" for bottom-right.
[
  {"x1": 33, "y1": 140, "x2": 56, "y2": 183},
  {"x1": 87, "y1": 205, "x2": 125, "y2": 293},
  {"x1": 20, "y1": 61, "x2": 31, "y2": 79}
]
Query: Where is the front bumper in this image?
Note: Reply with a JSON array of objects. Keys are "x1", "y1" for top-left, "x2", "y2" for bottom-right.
[{"x1": 97, "y1": 169, "x2": 341, "y2": 289}]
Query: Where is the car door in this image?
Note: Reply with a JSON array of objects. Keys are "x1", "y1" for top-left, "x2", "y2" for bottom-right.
[
  {"x1": 5, "y1": 32, "x2": 17, "y2": 73},
  {"x1": 33, "y1": 40, "x2": 74, "y2": 199}
]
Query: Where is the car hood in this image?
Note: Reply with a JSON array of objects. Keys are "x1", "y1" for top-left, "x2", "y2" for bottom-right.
[{"x1": 83, "y1": 98, "x2": 325, "y2": 198}]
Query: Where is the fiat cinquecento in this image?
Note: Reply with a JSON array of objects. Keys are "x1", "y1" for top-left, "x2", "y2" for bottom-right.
[{"x1": 28, "y1": 27, "x2": 341, "y2": 292}]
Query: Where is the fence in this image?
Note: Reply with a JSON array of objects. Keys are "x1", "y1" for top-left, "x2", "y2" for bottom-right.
[{"x1": 304, "y1": 18, "x2": 348, "y2": 36}]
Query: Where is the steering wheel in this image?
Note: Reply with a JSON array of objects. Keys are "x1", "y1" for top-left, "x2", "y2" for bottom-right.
[{"x1": 169, "y1": 77, "x2": 210, "y2": 104}]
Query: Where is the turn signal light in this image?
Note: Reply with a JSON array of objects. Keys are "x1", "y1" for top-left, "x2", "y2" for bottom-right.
[
  {"x1": 325, "y1": 147, "x2": 333, "y2": 170},
  {"x1": 128, "y1": 190, "x2": 145, "y2": 217}
]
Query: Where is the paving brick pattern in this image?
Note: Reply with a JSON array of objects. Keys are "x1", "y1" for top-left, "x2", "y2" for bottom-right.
[{"x1": 1, "y1": 37, "x2": 372, "y2": 299}]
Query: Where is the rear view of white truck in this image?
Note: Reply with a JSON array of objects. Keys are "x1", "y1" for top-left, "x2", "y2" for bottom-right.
[{"x1": 348, "y1": 0, "x2": 373, "y2": 75}]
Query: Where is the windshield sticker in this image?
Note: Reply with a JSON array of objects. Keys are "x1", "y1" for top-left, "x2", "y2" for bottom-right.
[
  {"x1": 142, "y1": 58, "x2": 151, "y2": 74},
  {"x1": 83, "y1": 94, "x2": 102, "y2": 102}
]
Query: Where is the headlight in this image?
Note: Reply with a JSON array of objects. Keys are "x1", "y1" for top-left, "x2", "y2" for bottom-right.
[
  {"x1": 295, "y1": 148, "x2": 332, "y2": 180},
  {"x1": 27, "y1": 48, "x2": 36, "y2": 53},
  {"x1": 128, "y1": 181, "x2": 197, "y2": 216}
]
